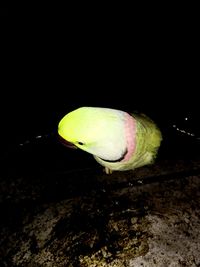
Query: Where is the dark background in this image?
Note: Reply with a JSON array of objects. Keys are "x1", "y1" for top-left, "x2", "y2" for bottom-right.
[
  {"x1": 1, "y1": 9, "x2": 200, "y2": 267},
  {"x1": 1, "y1": 8, "x2": 199, "y2": 155}
]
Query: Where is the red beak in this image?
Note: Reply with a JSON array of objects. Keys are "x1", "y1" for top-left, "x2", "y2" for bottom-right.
[{"x1": 57, "y1": 135, "x2": 77, "y2": 149}]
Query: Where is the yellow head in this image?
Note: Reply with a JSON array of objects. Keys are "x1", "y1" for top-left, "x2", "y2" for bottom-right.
[{"x1": 58, "y1": 107, "x2": 127, "y2": 161}]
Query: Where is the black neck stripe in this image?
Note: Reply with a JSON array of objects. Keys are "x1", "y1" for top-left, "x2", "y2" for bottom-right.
[{"x1": 99, "y1": 148, "x2": 128, "y2": 163}]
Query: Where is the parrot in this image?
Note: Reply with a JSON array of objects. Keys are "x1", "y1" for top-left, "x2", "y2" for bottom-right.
[{"x1": 58, "y1": 107, "x2": 163, "y2": 174}]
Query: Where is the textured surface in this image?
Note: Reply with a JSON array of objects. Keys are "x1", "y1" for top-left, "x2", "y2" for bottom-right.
[{"x1": 0, "y1": 143, "x2": 200, "y2": 266}]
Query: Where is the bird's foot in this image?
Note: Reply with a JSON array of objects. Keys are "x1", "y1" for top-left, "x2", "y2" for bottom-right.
[{"x1": 104, "y1": 167, "x2": 113, "y2": 174}]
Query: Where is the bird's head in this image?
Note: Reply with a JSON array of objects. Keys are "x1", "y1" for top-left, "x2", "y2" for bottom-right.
[{"x1": 58, "y1": 107, "x2": 134, "y2": 161}]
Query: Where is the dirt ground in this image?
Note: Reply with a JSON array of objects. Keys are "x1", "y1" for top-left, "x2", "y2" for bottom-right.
[{"x1": 0, "y1": 135, "x2": 200, "y2": 266}]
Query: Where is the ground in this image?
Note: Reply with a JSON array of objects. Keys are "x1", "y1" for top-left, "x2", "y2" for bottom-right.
[{"x1": 0, "y1": 138, "x2": 200, "y2": 266}]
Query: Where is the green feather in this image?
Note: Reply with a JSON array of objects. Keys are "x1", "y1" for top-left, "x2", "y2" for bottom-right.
[
  {"x1": 58, "y1": 107, "x2": 162, "y2": 173},
  {"x1": 94, "y1": 112, "x2": 162, "y2": 172}
]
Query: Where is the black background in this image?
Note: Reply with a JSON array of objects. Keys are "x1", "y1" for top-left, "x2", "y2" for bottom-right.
[{"x1": 1, "y1": 8, "x2": 199, "y2": 153}]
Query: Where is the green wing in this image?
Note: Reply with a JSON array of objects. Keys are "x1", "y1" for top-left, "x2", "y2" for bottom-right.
[{"x1": 131, "y1": 112, "x2": 163, "y2": 168}]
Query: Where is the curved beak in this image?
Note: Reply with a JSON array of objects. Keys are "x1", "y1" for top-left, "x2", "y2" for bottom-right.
[{"x1": 57, "y1": 134, "x2": 77, "y2": 149}]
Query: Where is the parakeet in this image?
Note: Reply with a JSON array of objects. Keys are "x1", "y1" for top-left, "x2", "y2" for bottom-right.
[{"x1": 58, "y1": 107, "x2": 162, "y2": 174}]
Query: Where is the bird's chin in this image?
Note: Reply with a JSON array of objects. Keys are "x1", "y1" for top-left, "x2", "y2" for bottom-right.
[
  {"x1": 99, "y1": 149, "x2": 128, "y2": 163},
  {"x1": 57, "y1": 135, "x2": 77, "y2": 149}
]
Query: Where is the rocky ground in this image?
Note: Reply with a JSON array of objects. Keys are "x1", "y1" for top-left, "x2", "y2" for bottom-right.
[{"x1": 0, "y1": 135, "x2": 200, "y2": 267}]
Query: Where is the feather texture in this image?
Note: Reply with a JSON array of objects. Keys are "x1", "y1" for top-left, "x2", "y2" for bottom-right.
[{"x1": 58, "y1": 107, "x2": 162, "y2": 173}]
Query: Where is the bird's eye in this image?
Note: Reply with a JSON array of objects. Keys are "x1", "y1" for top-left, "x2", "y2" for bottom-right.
[{"x1": 77, "y1": 141, "x2": 84, "y2": 145}]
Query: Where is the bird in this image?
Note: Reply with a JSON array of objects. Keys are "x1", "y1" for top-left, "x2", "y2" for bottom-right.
[{"x1": 58, "y1": 107, "x2": 163, "y2": 174}]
